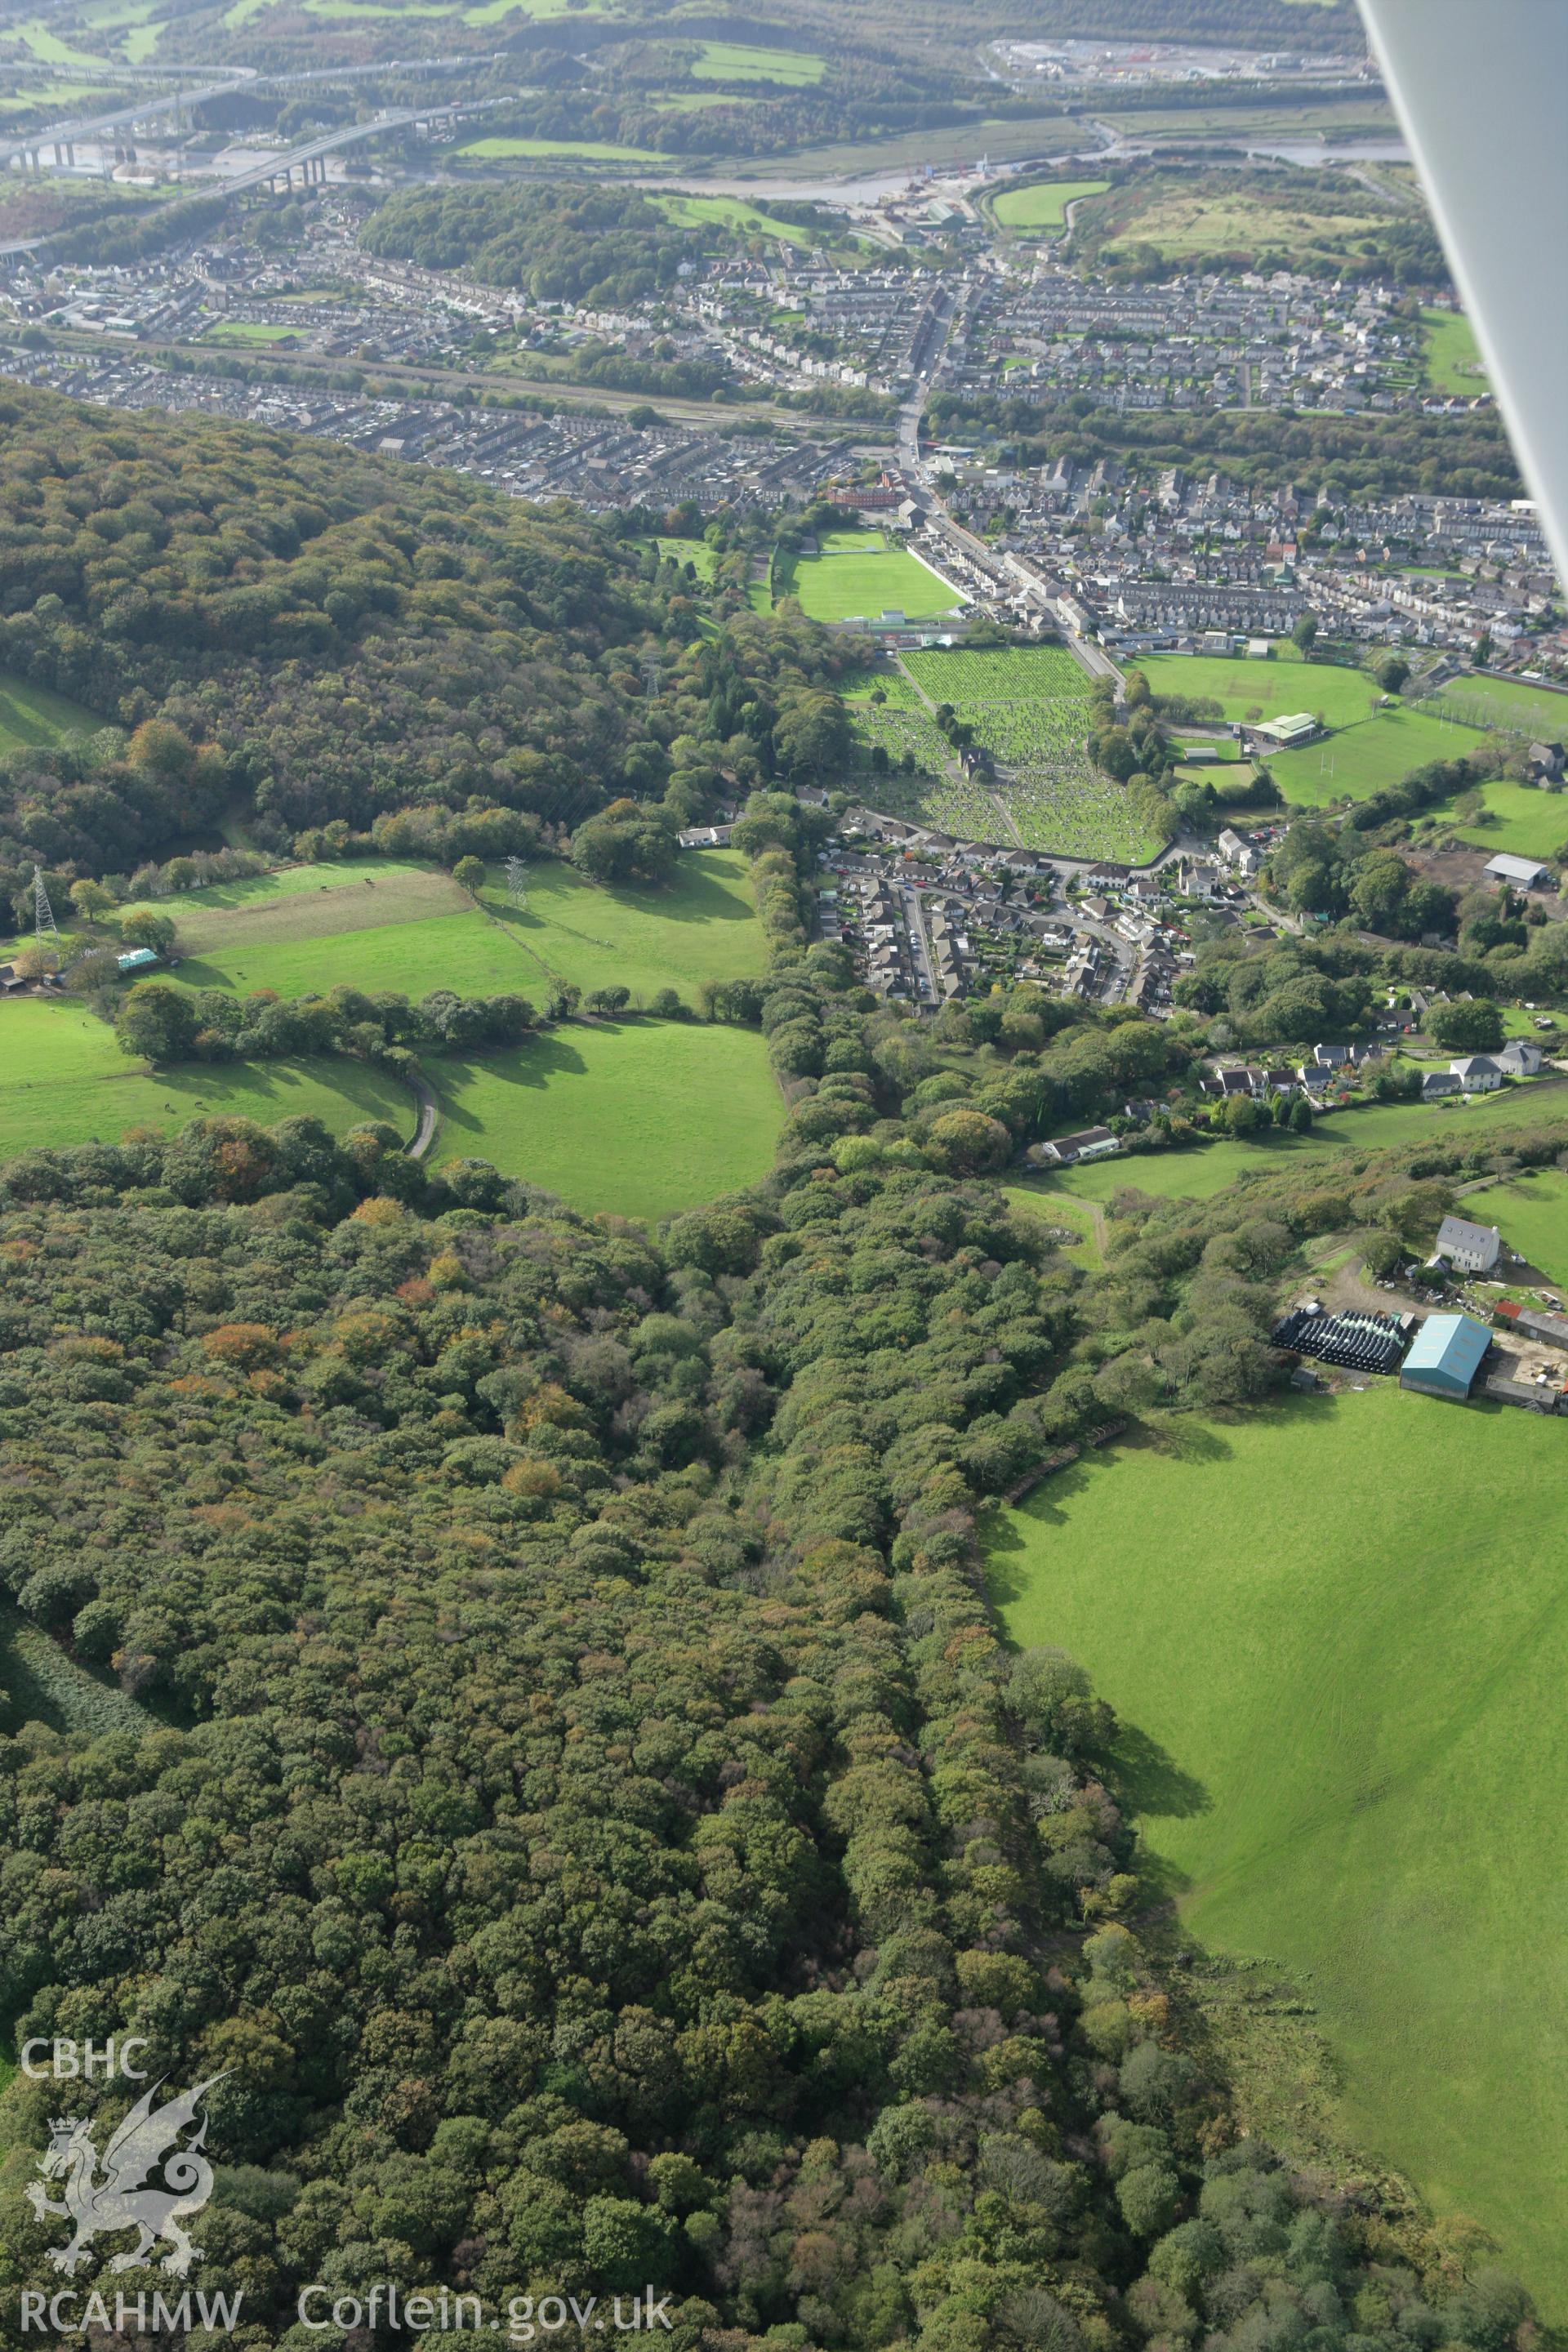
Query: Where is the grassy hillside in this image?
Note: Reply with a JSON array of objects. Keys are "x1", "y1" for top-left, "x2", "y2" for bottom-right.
[
  {"x1": 1428, "y1": 779, "x2": 1568, "y2": 863},
  {"x1": 1460, "y1": 1165, "x2": 1568, "y2": 1287},
  {"x1": 0, "y1": 1001, "x2": 415, "y2": 1159},
  {"x1": 0, "y1": 670, "x2": 103, "y2": 753},
  {"x1": 427, "y1": 1018, "x2": 780, "y2": 1225},
  {"x1": 1018, "y1": 1087, "x2": 1568, "y2": 1209},
  {"x1": 990, "y1": 1383, "x2": 1568, "y2": 2315}
]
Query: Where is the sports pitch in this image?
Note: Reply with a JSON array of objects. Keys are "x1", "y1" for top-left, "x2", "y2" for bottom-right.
[
  {"x1": 991, "y1": 177, "x2": 1109, "y2": 231},
  {"x1": 779, "y1": 537, "x2": 964, "y2": 625}
]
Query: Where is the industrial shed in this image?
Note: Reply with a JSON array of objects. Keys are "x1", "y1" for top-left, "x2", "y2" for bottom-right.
[{"x1": 1400, "y1": 1312, "x2": 1490, "y2": 1401}]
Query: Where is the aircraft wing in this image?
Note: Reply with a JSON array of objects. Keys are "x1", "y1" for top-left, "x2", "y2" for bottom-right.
[{"x1": 1359, "y1": 0, "x2": 1568, "y2": 583}]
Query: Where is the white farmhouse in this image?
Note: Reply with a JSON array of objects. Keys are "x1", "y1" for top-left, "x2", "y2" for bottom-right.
[{"x1": 1433, "y1": 1215, "x2": 1502, "y2": 1274}]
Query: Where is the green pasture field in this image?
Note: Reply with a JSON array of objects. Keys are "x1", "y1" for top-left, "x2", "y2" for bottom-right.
[
  {"x1": 0, "y1": 670, "x2": 102, "y2": 753},
  {"x1": 1267, "y1": 705, "x2": 1488, "y2": 808},
  {"x1": 472, "y1": 853, "x2": 764, "y2": 1000},
  {"x1": 1435, "y1": 673, "x2": 1568, "y2": 735},
  {"x1": 777, "y1": 544, "x2": 964, "y2": 626},
  {"x1": 1422, "y1": 305, "x2": 1488, "y2": 394},
  {"x1": 0, "y1": 1001, "x2": 416, "y2": 1160},
  {"x1": 123, "y1": 859, "x2": 469, "y2": 958},
  {"x1": 654, "y1": 194, "x2": 817, "y2": 247},
  {"x1": 1461, "y1": 1165, "x2": 1568, "y2": 1287},
  {"x1": 1427, "y1": 780, "x2": 1568, "y2": 863},
  {"x1": 991, "y1": 178, "x2": 1109, "y2": 232},
  {"x1": 988, "y1": 1382, "x2": 1568, "y2": 2313},
  {"x1": 689, "y1": 40, "x2": 824, "y2": 85},
  {"x1": 0, "y1": 18, "x2": 113, "y2": 69},
  {"x1": 0, "y1": 78, "x2": 117, "y2": 115},
  {"x1": 427, "y1": 1019, "x2": 779, "y2": 1227},
  {"x1": 117, "y1": 853, "x2": 761, "y2": 1004}
]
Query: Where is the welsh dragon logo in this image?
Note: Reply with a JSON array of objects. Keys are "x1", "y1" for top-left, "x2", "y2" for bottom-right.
[{"x1": 24, "y1": 2075, "x2": 228, "y2": 2277}]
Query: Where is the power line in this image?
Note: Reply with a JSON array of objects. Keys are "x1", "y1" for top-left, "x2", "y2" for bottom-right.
[{"x1": 33, "y1": 865, "x2": 58, "y2": 947}]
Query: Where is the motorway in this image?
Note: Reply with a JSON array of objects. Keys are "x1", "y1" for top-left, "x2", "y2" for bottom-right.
[
  {"x1": 220, "y1": 109, "x2": 433, "y2": 196},
  {"x1": 0, "y1": 76, "x2": 253, "y2": 170}
]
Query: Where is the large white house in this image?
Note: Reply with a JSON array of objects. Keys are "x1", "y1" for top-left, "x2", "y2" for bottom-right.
[
  {"x1": 1450, "y1": 1054, "x2": 1503, "y2": 1092},
  {"x1": 1434, "y1": 1215, "x2": 1503, "y2": 1273}
]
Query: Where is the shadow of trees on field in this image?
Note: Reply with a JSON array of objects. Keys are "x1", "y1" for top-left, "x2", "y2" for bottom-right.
[{"x1": 433, "y1": 1028, "x2": 594, "y2": 1132}]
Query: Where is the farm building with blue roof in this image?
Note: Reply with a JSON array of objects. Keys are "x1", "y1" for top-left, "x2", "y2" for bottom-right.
[{"x1": 1400, "y1": 1312, "x2": 1490, "y2": 1401}]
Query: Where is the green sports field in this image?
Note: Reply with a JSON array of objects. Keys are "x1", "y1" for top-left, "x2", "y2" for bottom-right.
[
  {"x1": 1422, "y1": 305, "x2": 1488, "y2": 394},
  {"x1": 1129, "y1": 655, "x2": 1502, "y2": 808},
  {"x1": 120, "y1": 853, "x2": 762, "y2": 1004},
  {"x1": 989, "y1": 1383, "x2": 1568, "y2": 2314},
  {"x1": 1265, "y1": 704, "x2": 1489, "y2": 808},
  {"x1": 1131, "y1": 652, "x2": 1384, "y2": 731},
  {"x1": 778, "y1": 540, "x2": 964, "y2": 626},
  {"x1": 0, "y1": 1001, "x2": 415, "y2": 1160},
  {"x1": 203, "y1": 320, "x2": 301, "y2": 345},
  {"x1": 0, "y1": 670, "x2": 102, "y2": 753},
  {"x1": 991, "y1": 178, "x2": 1109, "y2": 231},
  {"x1": 427, "y1": 1019, "x2": 780, "y2": 1225},
  {"x1": 1436, "y1": 673, "x2": 1568, "y2": 736}
]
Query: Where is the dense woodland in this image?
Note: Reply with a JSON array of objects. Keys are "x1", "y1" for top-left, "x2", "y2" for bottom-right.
[
  {"x1": 0, "y1": 352, "x2": 1547, "y2": 2349},
  {"x1": 0, "y1": 388, "x2": 859, "y2": 915},
  {"x1": 0, "y1": 917, "x2": 1548, "y2": 2345},
  {"x1": 359, "y1": 186, "x2": 819, "y2": 310}
]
